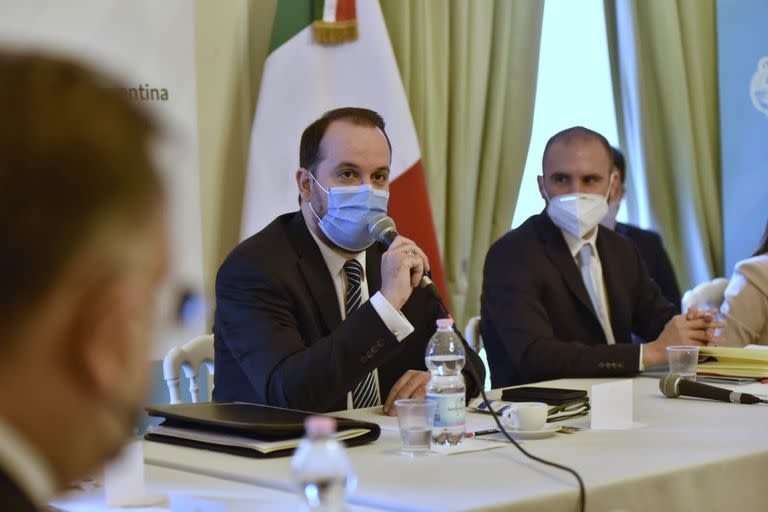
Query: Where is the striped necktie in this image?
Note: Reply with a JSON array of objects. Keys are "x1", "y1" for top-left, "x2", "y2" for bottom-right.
[{"x1": 344, "y1": 259, "x2": 380, "y2": 408}]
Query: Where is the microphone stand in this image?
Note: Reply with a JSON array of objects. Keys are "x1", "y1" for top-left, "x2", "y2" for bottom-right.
[{"x1": 430, "y1": 293, "x2": 586, "y2": 512}]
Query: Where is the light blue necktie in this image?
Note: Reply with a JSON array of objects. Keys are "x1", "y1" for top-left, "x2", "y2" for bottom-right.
[{"x1": 577, "y1": 244, "x2": 614, "y2": 344}]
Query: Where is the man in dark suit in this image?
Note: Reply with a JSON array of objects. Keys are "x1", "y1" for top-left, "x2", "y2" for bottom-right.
[
  {"x1": 214, "y1": 108, "x2": 483, "y2": 414},
  {"x1": 601, "y1": 146, "x2": 681, "y2": 310},
  {"x1": 481, "y1": 126, "x2": 721, "y2": 387},
  {"x1": 0, "y1": 53, "x2": 168, "y2": 510}
]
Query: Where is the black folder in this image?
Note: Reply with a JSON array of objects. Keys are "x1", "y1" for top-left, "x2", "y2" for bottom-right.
[{"x1": 144, "y1": 402, "x2": 381, "y2": 459}]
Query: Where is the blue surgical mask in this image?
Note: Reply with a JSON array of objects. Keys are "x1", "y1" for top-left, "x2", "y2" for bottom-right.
[{"x1": 307, "y1": 173, "x2": 389, "y2": 252}]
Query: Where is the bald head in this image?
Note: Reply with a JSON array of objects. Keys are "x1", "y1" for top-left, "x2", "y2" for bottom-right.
[
  {"x1": 538, "y1": 126, "x2": 615, "y2": 200},
  {"x1": 542, "y1": 126, "x2": 612, "y2": 175}
]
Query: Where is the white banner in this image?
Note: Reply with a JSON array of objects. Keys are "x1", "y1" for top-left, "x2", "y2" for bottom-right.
[{"x1": 0, "y1": 0, "x2": 205, "y2": 358}]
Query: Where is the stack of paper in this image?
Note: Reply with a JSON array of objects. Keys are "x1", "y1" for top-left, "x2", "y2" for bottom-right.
[
  {"x1": 547, "y1": 398, "x2": 590, "y2": 422},
  {"x1": 146, "y1": 425, "x2": 370, "y2": 456},
  {"x1": 698, "y1": 346, "x2": 768, "y2": 379},
  {"x1": 144, "y1": 402, "x2": 381, "y2": 458}
]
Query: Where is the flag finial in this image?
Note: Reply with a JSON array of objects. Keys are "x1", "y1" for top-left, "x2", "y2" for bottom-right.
[{"x1": 313, "y1": 0, "x2": 358, "y2": 44}]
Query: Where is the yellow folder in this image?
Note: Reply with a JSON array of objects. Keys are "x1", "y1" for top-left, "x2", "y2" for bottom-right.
[{"x1": 698, "y1": 346, "x2": 768, "y2": 379}]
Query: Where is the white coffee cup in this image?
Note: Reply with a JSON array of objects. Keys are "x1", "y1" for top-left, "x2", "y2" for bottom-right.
[{"x1": 503, "y1": 402, "x2": 548, "y2": 431}]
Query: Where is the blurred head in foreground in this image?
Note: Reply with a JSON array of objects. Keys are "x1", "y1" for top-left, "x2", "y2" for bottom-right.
[{"x1": 0, "y1": 51, "x2": 168, "y2": 504}]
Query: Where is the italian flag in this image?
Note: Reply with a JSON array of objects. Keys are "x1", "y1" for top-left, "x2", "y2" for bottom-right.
[{"x1": 241, "y1": 0, "x2": 447, "y2": 296}]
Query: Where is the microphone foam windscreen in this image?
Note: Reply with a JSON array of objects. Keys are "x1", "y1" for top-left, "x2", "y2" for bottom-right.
[
  {"x1": 659, "y1": 373, "x2": 681, "y2": 398},
  {"x1": 369, "y1": 215, "x2": 396, "y2": 241}
]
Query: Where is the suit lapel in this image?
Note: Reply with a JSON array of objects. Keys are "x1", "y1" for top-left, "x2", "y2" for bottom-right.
[
  {"x1": 288, "y1": 213, "x2": 342, "y2": 332},
  {"x1": 535, "y1": 213, "x2": 599, "y2": 318}
]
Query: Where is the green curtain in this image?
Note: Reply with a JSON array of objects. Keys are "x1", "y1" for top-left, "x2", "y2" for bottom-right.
[
  {"x1": 381, "y1": 0, "x2": 544, "y2": 327},
  {"x1": 604, "y1": 0, "x2": 722, "y2": 292}
]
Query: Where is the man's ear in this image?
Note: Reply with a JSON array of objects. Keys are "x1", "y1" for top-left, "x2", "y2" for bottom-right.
[
  {"x1": 607, "y1": 171, "x2": 622, "y2": 202},
  {"x1": 61, "y1": 273, "x2": 136, "y2": 400},
  {"x1": 615, "y1": 181, "x2": 626, "y2": 203},
  {"x1": 296, "y1": 168, "x2": 312, "y2": 203},
  {"x1": 537, "y1": 175, "x2": 547, "y2": 202}
]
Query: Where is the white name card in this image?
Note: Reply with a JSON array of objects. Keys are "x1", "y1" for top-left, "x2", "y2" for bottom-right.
[
  {"x1": 104, "y1": 440, "x2": 164, "y2": 507},
  {"x1": 590, "y1": 379, "x2": 633, "y2": 430}
]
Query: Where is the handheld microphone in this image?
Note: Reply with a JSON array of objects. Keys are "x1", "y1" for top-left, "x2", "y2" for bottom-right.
[
  {"x1": 368, "y1": 215, "x2": 486, "y2": 387},
  {"x1": 660, "y1": 373, "x2": 763, "y2": 404},
  {"x1": 368, "y1": 216, "x2": 441, "y2": 302}
]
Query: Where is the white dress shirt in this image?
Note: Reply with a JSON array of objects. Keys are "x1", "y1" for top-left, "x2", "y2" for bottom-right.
[
  {"x1": 560, "y1": 227, "x2": 645, "y2": 370},
  {"x1": 308, "y1": 228, "x2": 414, "y2": 409},
  {"x1": 0, "y1": 417, "x2": 56, "y2": 506}
]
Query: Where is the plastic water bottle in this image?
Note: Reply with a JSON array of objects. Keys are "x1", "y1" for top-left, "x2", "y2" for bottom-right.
[
  {"x1": 291, "y1": 416, "x2": 356, "y2": 512},
  {"x1": 425, "y1": 317, "x2": 466, "y2": 446}
]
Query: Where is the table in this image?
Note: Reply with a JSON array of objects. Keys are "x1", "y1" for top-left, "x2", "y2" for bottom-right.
[
  {"x1": 142, "y1": 377, "x2": 768, "y2": 512},
  {"x1": 51, "y1": 464, "x2": 379, "y2": 511}
]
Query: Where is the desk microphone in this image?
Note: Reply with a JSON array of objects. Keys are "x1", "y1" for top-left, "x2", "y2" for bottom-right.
[
  {"x1": 369, "y1": 216, "x2": 441, "y2": 301},
  {"x1": 660, "y1": 373, "x2": 763, "y2": 404}
]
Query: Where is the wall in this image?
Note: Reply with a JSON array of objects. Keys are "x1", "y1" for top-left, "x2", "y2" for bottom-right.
[
  {"x1": 195, "y1": 0, "x2": 276, "y2": 307},
  {"x1": 143, "y1": 0, "x2": 275, "y2": 422},
  {"x1": 718, "y1": 0, "x2": 768, "y2": 274}
]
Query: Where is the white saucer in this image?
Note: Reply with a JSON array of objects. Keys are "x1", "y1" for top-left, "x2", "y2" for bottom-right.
[{"x1": 505, "y1": 424, "x2": 559, "y2": 439}]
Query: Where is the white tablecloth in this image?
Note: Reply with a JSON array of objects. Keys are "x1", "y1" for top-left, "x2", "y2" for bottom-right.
[
  {"x1": 51, "y1": 464, "x2": 379, "y2": 511},
  {"x1": 141, "y1": 377, "x2": 768, "y2": 512}
]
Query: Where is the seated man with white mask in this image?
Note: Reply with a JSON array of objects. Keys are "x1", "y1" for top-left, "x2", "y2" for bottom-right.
[
  {"x1": 213, "y1": 107, "x2": 484, "y2": 414},
  {"x1": 480, "y1": 126, "x2": 722, "y2": 387}
]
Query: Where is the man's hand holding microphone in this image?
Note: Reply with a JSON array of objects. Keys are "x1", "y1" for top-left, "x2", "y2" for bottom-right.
[{"x1": 371, "y1": 217, "x2": 434, "y2": 415}]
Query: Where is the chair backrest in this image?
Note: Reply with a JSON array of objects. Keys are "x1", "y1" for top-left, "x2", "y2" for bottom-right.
[
  {"x1": 681, "y1": 277, "x2": 730, "y2": 312},
  {"x1": 162, "y1": 334, "x2": 215, "y2": 404},
  {"x1": 463, "y1": 315, "x2": 492, "y2": 390},
  {"x1": 464, "y1": 316, "x2": 483, "y2": 352}
]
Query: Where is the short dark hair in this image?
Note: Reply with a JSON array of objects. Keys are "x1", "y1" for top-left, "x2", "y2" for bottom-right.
[
  {"x1": 0, "y1": 52, "x2": 162, "y2": 324},
  {"x1": 611, "y1": 146, "x2": 626, "y2": 183},
  {"x1": 754, "y1": 218, "x2": 768, "y2": 257},
  {"x1": 299, "y1": 107, "x2": 391, "y2": 172},
  {"x1": 542, "y1": 126, "x2": 612, "y2": 174}
]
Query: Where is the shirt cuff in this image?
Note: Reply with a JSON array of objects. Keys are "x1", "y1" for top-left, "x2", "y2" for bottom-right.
[
  {"x1": 638, "y1": 344, "x2": 645, "y2": 372},
  {"x1": 370, "y1": 291, "x2": 415, "y2": 342}
]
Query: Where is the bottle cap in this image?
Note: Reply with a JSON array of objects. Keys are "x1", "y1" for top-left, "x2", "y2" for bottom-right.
[
  {"x1": 436, "y1": 317, "x2": 454, "y2": 330},
  {"x1": 304, "y1": 415, "x2": 336, "y2": 437}
]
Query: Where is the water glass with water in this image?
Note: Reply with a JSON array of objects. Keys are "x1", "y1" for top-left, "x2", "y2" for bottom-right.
[
  {"x1": 394, "y1": 399, "x2": 436, "y2": 455},
  {"x1": 666, "y1": 345, "x2": 700, "y2": 381}
]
